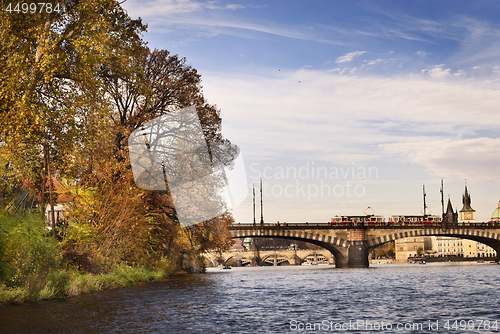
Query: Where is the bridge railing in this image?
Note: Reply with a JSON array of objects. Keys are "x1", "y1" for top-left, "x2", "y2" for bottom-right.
[{"x1": 231, "y1": 221, "x2": 500, "y2": 228}]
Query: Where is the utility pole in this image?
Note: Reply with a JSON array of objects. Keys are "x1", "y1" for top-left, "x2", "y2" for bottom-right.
[
  {"x1": 41, "y1": 146, "x2": 47, "y2": 219},
  {"x1": 44, "y1": 143, "x2": 56, "y2": 238}
]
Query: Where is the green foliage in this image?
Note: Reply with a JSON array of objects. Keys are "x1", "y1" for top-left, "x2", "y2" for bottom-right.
[
  {"x1": 0, "y1": 284, "x2": 27, "y2": 304},
  {"x1": 41, "y1": 270, "x2": 72, "y2": 299},
  {"x1": 417, "y1": 246, "x2": 425, "y2": 256},
  {"x1": 0, "y1": 210, "x2": 61, "y2": 286},
  {"x1": 375, "y1": 241, "x2": 396, "y2": 259}
]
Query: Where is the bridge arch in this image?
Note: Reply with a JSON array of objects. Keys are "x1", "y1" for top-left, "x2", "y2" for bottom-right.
[
  {"x1": 224, "y1": 254, "x2": 253, "y2": 266},
  {"x1": 231, "y1": 229, "x2": 350, "y2": 267},
  {"x1": 366, "y1": 228, "x2": 500, "y2": 260},
  {"x1": 261, "y1": 254, "x2": 290, "y2": 266},
  {"x1": 302, "y1": 252, "x2": 329, "y2": 264}
]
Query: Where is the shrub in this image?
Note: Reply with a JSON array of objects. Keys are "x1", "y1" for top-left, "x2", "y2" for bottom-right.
[{"x1": 0, "y1": 210, "x2": 61, "y2": 287}]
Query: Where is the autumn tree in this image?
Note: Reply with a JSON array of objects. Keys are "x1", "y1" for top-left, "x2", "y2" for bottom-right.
[
  {"x1": 0, "y1": 1, "x2": 235, "y2": 271},
  {"x1": 0, "y1": 0, "x2": 154, "y2": 267},
  {"x1": 101, "y1": 48, "x2": 236, "y2": 261},
  {"x1": 0, "y1": 0, "x2": 147, "y2": 188}
]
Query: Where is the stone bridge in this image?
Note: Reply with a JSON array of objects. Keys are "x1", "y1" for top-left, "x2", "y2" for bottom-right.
[
  {"x1": 204, "y1": 249, "x2": 334, "y2": 267},
  {"x1": 229, "y1": 223, "x2": 500, "y2": 268}
]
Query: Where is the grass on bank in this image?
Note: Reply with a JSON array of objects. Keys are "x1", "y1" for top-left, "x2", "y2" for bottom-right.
[
  {"x1": 0, "y1": 262, "x2": 177, "y2": 305},
  {"x1": 0, "y1": 210, "x2": 180, "y2": 305}
]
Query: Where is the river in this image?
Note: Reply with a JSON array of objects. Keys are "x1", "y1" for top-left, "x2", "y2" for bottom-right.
[{"x1": 1, "y1": 263, "x2": 500, "y2": 333}]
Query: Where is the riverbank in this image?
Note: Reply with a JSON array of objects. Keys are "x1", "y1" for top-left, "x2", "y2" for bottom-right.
[
  {"x1": 0, "y1": 210, "x2": 216, "y2": 306},
  {"x1": 408, "y1": 256, "x2": 497, "y2": 263},
  {"x1": 0, "y1": 263, "x2": 178, "y2": 305},
  {"x1": 372, "y1": 256, "x2": 498, "y2": 265}
]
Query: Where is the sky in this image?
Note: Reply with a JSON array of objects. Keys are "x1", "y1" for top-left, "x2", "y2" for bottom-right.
[{"x1": 122, "y1": 0, "x2": 500, "y2": 223}]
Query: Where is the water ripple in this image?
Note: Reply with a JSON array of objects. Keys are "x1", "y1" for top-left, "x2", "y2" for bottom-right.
[{"x1": 2, "y1": 263, "x2": 500, "y2": 333}]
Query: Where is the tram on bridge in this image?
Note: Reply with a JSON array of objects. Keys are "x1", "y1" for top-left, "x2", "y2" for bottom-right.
[
  {"x1": 330, "y1": 214, "x2": 442, "y2": 226},
  {"x1": 234, "y1": 217, "x2": 498, "y2": 228}
]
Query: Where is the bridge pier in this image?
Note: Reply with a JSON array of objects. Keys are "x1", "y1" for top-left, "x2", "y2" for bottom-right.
[
  {"x1": 347, "y1": 243, "x2": 369, "y2": 268},
  {"x1": 289, "y1": 254, "x2": 301, "y2": 265},
  {"x1": 347, "y1": 229, "x2": 369, "y2": 268}
]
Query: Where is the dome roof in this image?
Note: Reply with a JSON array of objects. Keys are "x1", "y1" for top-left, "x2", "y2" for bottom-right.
[{"x1": 491, "y1": 200, "x2": 500, "y2": 219}]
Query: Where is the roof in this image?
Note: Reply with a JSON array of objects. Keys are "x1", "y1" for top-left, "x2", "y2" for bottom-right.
[
  {"x1": 446, "y1": 198, "x2": 454, "y2": 214},
  {"x1": 34, "y1": 176, "x2": 74, "y2": 203},
  {"x1": 492, "y1": 200, "x2": 500, "y2": 219}
]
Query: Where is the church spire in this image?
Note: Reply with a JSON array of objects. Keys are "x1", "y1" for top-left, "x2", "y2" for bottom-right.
[
  {"x1": 446, "y1": 197, "x2": 454, "y2": 215},
  {"x1": 444, "y1": 196, "x2": 458, "y2": 225},
  {"x1": 460, "y1": 181, "x2": 475, "y2": 212}
]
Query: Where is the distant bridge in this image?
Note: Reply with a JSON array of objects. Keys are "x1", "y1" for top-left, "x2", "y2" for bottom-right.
[
  {"x1": 204, "y1": 249, "x2": 334, "y2": 267},
  {"x1": 228, "y1": 222, "x2": 500, "y2": 268}
]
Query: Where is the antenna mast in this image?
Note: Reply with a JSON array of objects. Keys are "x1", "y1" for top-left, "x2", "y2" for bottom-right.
[
  {"x1": 440, "y1": 179, "x2": 444, "y2": 220},
  {"x1": 423, "y1": 184, "x2": 427, "y2": 217},
  {"x1": 260, "y1": 179, "x2": 264, "y2": 224},
  {"x1": 253, "y1": 184, "x2": 256, "y2": 225}
]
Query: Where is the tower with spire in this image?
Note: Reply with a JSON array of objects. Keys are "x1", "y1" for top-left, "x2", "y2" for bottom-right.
[
  {"x1": 459, "y1": 181, "x2": 475, "y2": 224},
  {"x1": 443, "y1": 196, "x2": 458, "y2": 226}
]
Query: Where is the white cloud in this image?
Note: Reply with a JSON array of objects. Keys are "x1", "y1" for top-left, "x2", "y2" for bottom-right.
[
  {"x1": 450, "y1": 17, "x2": 500, "y2": 67},
  {"x1": 201, "y1": 68, "x2": 500, "y2": 169},
  {"x1": 361, "y1": 58, "x2": 396, "y2": 68},
  {"x1": 365, "y1": 59, "x2": 382, "y2": 66},
  {"x1": 335, "y1": 51, "x2": 367, "y2": 63},
  {"x1": 122, "y1": 0, "x2": 212, "y2": 16},
  {"x1": 226, "y1": 4, "x2": 245, "y2": 10},
  {"x1": 122, "y1": 0, "x2": 347, "y2": 45},
  {"x1": 417, "y1": 51, "x2": 430, "y2": 56},
  {"x1": 421, "y1": 65, "x2": 471, "y2": 79},
  {"x1": 380, "y1": 138, "x2": 500, "y2": 182},
  {"x1": 426, "y1": 64, "x2": 451, "y2": 78}
]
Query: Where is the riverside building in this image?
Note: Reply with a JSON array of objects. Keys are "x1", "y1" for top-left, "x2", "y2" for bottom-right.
[{"x1": 395, "y1": 184, "x2": 498, "y2": 261}]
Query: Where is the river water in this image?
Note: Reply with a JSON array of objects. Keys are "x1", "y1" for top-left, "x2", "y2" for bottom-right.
[{"x1": 1, "y1": 263, "x2": 500, "y2": 333}]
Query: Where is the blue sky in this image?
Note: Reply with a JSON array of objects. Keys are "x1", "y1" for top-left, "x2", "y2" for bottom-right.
[{"x1": 123, "y1": 0, "x2": 500, "y2": 223}]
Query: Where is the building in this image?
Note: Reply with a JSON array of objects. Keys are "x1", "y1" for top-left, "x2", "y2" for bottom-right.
[
  {"x1": 432, "y1": 236, "x2": 473, "y2": 257},
  {"x1": 461, "y1": 239, "x2": 479, "y2": 257},
  {"x1": 395, "y1": 237, "x2": 425, "y2": 262},
  {"x1": 459, "y1": 183, "x2": 475, "y2": 224},
  {"x1": 229, "y1": 239, "x2": 245, "y2": 252},
  {"x1": 43, "y1": 176, "x2": 73, "y2": 228},
  {"x1": 433, "y1": 236, "x2": 458, "y2": 256},
  {"x1": 477, "y1": 243, "x2": 497, "y2": 258}
]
